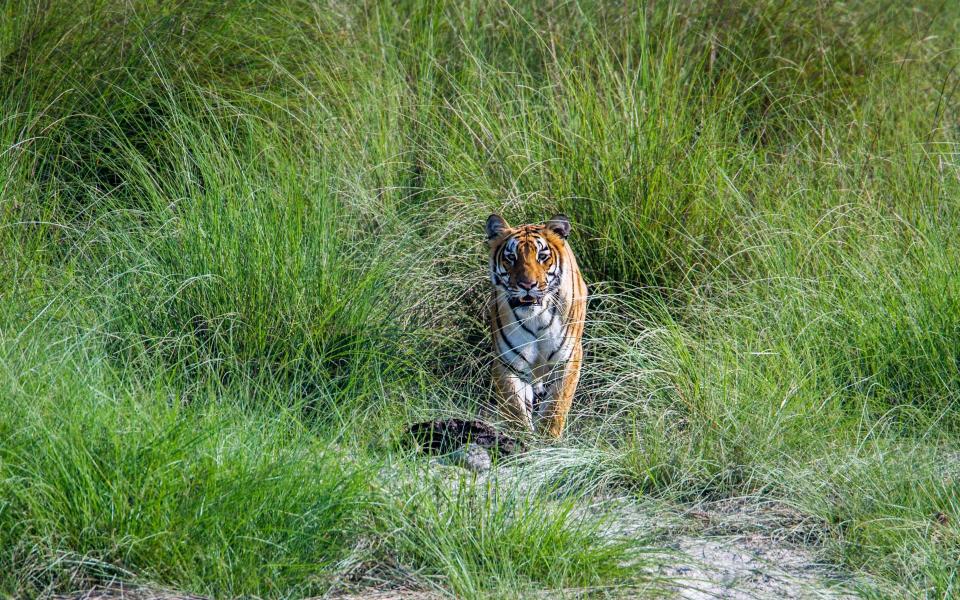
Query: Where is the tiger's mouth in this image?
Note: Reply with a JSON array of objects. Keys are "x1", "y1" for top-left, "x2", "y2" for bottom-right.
[{"x1": 509, "y1": 294, "x2": 543, "y2": 308}]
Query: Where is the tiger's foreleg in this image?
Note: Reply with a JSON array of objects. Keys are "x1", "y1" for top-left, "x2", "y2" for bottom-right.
[
  {"x1": 492, "y1": 362, "x2": 536, "y2": 432},
  {"x1": 538, "y1": 341, "x2": 583, "y2": 439}
]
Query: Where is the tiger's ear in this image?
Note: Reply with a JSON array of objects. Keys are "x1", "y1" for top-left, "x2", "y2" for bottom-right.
[
  {"x1": 486, "y1": 214, "x2": 509, "y2": 241},
  {"x1": 545, "y1": 214, "x2": 571, "y2": 239}
]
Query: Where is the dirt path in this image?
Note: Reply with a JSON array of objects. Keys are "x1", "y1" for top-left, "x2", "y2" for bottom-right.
[
  {"x1": 666, "y1": 534, "x2": 849, "y2": 599},
  {"x1": 606, "y1": 497, "x2": 856, "y2": 599}
]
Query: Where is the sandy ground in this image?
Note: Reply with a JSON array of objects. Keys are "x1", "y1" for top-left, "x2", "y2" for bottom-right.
[
  {"x1": 647, "y1": 501, "x2": 855, "y2": 599},
  {"x1": 666, "y1": 535, "x2": 850, "y2": 599}
]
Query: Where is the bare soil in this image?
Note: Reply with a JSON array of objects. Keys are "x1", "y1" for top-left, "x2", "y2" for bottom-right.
[{"x1": 648, "y1": 499, "x2": 855, "y2": 599}]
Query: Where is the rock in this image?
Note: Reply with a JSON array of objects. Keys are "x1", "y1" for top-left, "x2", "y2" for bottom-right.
[{"x1": 440, "y1": 443, "x2": 492, "y2": 472}]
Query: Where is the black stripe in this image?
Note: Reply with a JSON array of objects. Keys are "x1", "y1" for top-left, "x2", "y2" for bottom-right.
[
  {"x1": 511, "y1": 306, "x2": 539, "y2": 337},
  {"x1": 494, "y1": 305, "x2": 532, "y2": 367},
  {"x1": 547, "y1": 341, "x2": 567, "y2": 363},
  {"x1": 495, "y1": 239, "x2": 508, "y2": 264},
  {"x1": 553, "y1": 291, "x2": 568, "y2": 318},
  {"x1": 493, "y1": 242, "x2": 509, "y2": 288},
  {"x1": 496, "y1": 354, "x2": 530, "y2": 379},
  {"x1": 546, "y1": 263, "x2": 563, "y2": 293},
  {"x1": 543, "y1": 303, "x2": 558, "y2": 331},
  {"x1": 545, "y1": 311, "x2": 570, "y2": 362}
]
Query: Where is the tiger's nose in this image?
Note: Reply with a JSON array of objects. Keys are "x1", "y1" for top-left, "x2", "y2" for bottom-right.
[{"x1": 517, "y1": 278, "x2": 536, "y2": 290}]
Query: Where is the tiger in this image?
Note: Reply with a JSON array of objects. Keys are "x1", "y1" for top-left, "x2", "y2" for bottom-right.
[{"x1": 485, "y1": 213, "x2": 588, "y2": 438}]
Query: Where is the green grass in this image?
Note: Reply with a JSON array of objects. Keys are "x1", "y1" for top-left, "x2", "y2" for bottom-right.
[
  {"x1": 2, "y1": 0, "x2": 960, "y2": 597},
  {"x1": 377, "y1": 469, "x2": 657, "y2": 598}
]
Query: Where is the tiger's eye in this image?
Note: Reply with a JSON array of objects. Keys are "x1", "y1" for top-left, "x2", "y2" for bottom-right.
[{"x1": 538, "y1": 253, "x2": 549, "y2": 262}]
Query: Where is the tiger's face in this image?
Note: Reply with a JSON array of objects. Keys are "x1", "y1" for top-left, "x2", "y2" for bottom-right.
[{"x1": 486, "y1": 214, "x2": 572, "y2": 307}]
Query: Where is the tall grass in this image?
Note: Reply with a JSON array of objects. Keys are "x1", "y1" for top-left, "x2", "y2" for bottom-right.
[{"x1": 2, "y1": 0, "x2": 959, "y2": 597}]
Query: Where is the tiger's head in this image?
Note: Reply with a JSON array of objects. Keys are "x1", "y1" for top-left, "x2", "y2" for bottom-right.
[{"x1": 486, "y1": 214, "x2": 572, "y2": 307}]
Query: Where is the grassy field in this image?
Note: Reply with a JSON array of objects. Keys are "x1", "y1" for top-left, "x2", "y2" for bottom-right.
[{"x1": 2, "y1": 0, "x2": 959, "y2": 597}]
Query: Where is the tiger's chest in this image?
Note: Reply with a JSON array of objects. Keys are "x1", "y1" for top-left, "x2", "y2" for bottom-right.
[{"x1": 494, "y1": 302, "x2": 570, "y2": 379}]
